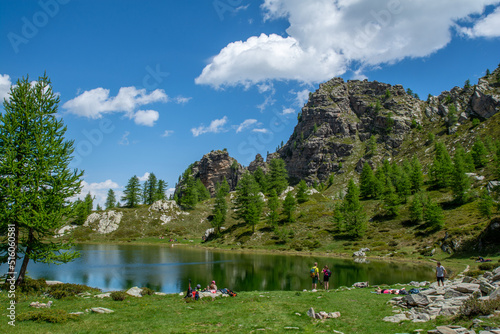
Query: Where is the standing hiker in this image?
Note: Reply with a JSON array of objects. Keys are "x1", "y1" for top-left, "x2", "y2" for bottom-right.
[
  {"x1": 310, "y1": 262, "x2": 320, "y2": 290},
  {"x1": 322, "y1": 265, "x2": 332, "y2": 290},
  {"x1": 436, "y1": 262, "x2": 447, "y2": 287}
]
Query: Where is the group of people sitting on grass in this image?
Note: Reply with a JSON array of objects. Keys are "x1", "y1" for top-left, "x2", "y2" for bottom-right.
[{"x1": 185, "y1": 280, "x2": 237, "y2": 300}]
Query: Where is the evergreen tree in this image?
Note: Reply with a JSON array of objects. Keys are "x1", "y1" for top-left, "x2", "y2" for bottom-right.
[
  {"x1": 253, "y1": 167, "x2": 267, "y2": 193},
  {"x1": 96, "y1": 204, "x2": 102, "y2": 211},
  {"x1": 360, "y1": 162, "x2": 375, "y2": 199},
  {"x1": 282, "y1": 191, "x2": 297, "y2": 223},
  {"x1": 409, "y1": 193, "x2": 424, "y2": 223},
  {"x1": 410, "y1": 156, "x2": 423, "y2": 194},
  {"x1": 0, "y1": 74, "x2": 83, "y2": 285},
  {"x1": 235, "y1": 172, "x2": 263, "y2": 233},
  {"x1": 219, "y1": 177, "x2": 230, "y2": 197},
  {"x1": 452, "y1": 147, "x2": 471, "y2": 204},
  {"x1": 122, "y1": 175, "x2": 141, "y2": 208},
  {"x1": 337, "y1": 179, "x2": 367, "y2": 238},
  {"x1": 179, "y1": 167, "x2": 198, "y2": 209},
  {"x1": 84, "y1": 192, "x2": 94, "y2": 214},
  {"x1": 424, "y1": 198, "x2": 444, "y2": 231},
  {"x1": 478, "y1": 188, "x2": 494, "y2": 219},
  {"x1": 267, "y1": 189, "x2": 280, "y2": 226},
  {"x1": 141, "y1": 179, "x2": 149, "y2": 204},
  {"x1": 382, "y1": 181, "x2": 400, "y2": 217},
  {"x1": 373, "y1": 168, "x2": 386, "y2": 199},
  {"x1": 295, "y1": 180, "x2": 309, "y2": 204},
  {"x1": 105, "y1": 189, "x2": 116, "y2": 209},
  {"x1": 156, "y1": 180, "x2": 167, "y2": 201},
  {"x1": 447, "y1": 105, "x2": 458, "y2": 130},
  {"x1": 396, "y1": 170, "x2": 411, "y2": 203},
  {"x1": 267, "y1": 158, "x2": 289, "y2": 195},
  {"x1": 211, "y1": 185, "x2": 227, "y2": 235},
  {"x1": 74, "y1": 199, "x2": 88, "y2": 225},
  {"x1": 430, "y1": 142, "x2": 453, "y2": 189},
  {"x1": 196, "y1": 179, "x2": 210, "y2": 202},
  {"x1": 145, "y1": 172, "x2": 158, "y2": 205},
  {"x1": 471, "y1": 139, "x2": 488, "y2": 168},
  {"x1": 366, "y1": 135, "x2": 377, "y2": 157},
  {"x1": 464, "y1": 152, "x2": 476, "y2": 173}
]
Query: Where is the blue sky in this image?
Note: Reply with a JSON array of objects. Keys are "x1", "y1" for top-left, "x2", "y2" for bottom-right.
[{"x1": 1, "y1": 0, "x2": 500, "y2": 208}]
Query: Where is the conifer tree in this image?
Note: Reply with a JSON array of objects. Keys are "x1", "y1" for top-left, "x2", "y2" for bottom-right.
[
  {"x1": 74, "y1": 199, "x2": 88, "y2": 225},
  {"x1": 267, "y1": 189, "x2": 280, "y2": 226},
  {"x1": 396, "y1": 170, "x2": 411, "y2": 203},
  {"x1": 267, "y1": 158, "x2": 289, "y2": 195},
  {"x1": 105, "y1": 189, "x2": 116, "y2": 209},
  {"x1": 178, "y1": 167, "x2": 198, "y2": 209},
  {"x1": 478, "y1": 188, "x2": 494, "y2": 219},
  {"x1": 409, "y1": 193, "x2": 424, "y2": 223},
  {"x1": 122, "y1": 175, "x2": 141, "y2": 208},
  {"x1": 282, "y1": 191, "x2": 297, "y2": 223},
  {"x1": 156, "y1": 180, "x2": 167, "y2": 201},
  {"x1": 211, "y1": 183, "x2": 227, "y2": 235},
  {"x1": 335, "y1": 179, "x2": 367, "y2": 238},
  {"x1": 430, "y1": 142, "x2": 453, "y2": 189},
  {"x1": 196, "y1": 179, "x2": 210, "y2": 202},
  {"x1": 96, "y1": 204, "x2": 102, "y2": 211},
  {"x1": 410, "y1": 156, "x2": 423, "y2": 194},
  {"x1": 219, "y1": 177, "x2": 230, "y2": 197},
  {"x1": 360, "y1": 162, "x2": 375, "y2": 199},
  {"x1": 373, "y1": 168, "x2": 386, "y2": 199},
  {"x1": 0, "y1": 74, "x2": 83, "y2": 285},
  {"x1": 295, "y1": 180, "x2": 309, "y2": 204},
  {"x1": 145, "y1": 172, "x2": 158, "y2": 205},
  {"x1": 235, "y1": 172, "x2": 263, "y2": 233},
  {"x1": 84, "y1": 192, "x2": 94, "y2": 214},
  {"x1": 142, "y1": 179, "x2": 149, "y2": 204},
  {"x1": 382, "y1": 181, "x2": 400, "y2": 217},
  {"x1": 366, "y1": 135, "x2": 377, "y2": 157},
  {"x1": 424, "y1": 197, "x2": 444, "y2": 231},
  {"x1": 253, "y1": 167, "x2": 267, "y2": 194},
  {"x1": 452, "y1": 147, "x2": 471, "y2": 204},
  {"x1": 471, "y1": 139, "x2": 488, "y2": 168}
]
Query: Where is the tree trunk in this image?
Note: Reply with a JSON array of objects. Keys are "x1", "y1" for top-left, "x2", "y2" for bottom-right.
[{"x1": 15, "y1": 228, "x2": 34, "y2": 286}]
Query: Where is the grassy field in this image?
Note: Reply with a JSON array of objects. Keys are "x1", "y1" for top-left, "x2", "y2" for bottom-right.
[{"x1": 3, "y1": 283, "x2": 499, "y2": 334}]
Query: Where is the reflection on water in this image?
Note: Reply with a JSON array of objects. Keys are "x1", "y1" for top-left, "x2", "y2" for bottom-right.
[{"x1": 24, "y1": 244, "x2": 435, "y2": 293}]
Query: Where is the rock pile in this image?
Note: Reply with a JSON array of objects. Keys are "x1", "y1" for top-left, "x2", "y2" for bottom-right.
[
  {"x1": 383, "y1": 266, "x2": 500, "y2": 323},
  {"x1": 29, "y1": 301, "x2": 53, "y2": 308},
  {"x1": 307, "y1": 307, "x2": 341, "y2": 320},
  {"x1": 83, "y1": 210, "x2": 123, "y2": 234}
]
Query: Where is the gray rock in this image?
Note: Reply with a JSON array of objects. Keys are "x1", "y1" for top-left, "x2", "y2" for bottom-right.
[
  {"x1": 328, "y1": 312, "x2": 341, "y2": 318},
  {"x1": 490, "y1": 288, "x2": 500, "y2": 300},
  {"x1": 353, "y1": 251, "x2": 366, "y2": 257},
  {"x1": 91, "y1": 307, "x2": 114, "y2": 314},
  {"x1": 126, "y1": 286, "x2": 143, "y2": 297},
  {"x1": 444, "y1": 289, "x2": 466, "y2": 299},
  {"x1": 480, "y1": 281, "x2": 496, "y2": 295},
  {"x1": 454, "y1": 283, "x2": 481, "y2": 294},
  {"x1": 383, "y1": 313, "x2": 408, "y2": 323},
  {"x1": 307, "y1": 307, "x2": 315, "y2": 318},
  {"x1": 404, "y1": 294, "x2": 431, "y2": 307},
  {"x1": 94, "y1": 293, "x2": 111, "y2": 298}
]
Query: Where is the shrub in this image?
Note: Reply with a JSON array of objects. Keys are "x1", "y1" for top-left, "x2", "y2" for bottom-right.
[
  {"x1": 48, "y1": 283, "x2": 100, "y2": 299},
  {"x1": 18, "y1": 309, "x2": 77, "y2": 323},
  {"x1": 140, "y1": 287, "x2": 155, "y2": 296},
  {"x1": 478, "y1": 263, "x2": 497, "y2": 271},
  {"x1": 472, "y1": 118, "x2": 480, "y2": 127},
  {"x1": 458, "y1": 297, "x2": 500, "y2": 318},
  {"x1": 464, "y1": 269, "x2": 484, "y2": 278},
  {"x1": 16, "y1": 277, "x2": 48, "y2": 295},
  {"x1": 110, "y1": 291, "x2": 128, "y2": 301}
]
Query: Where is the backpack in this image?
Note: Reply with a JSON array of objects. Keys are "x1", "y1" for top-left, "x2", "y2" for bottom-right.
[
  {"x1": 310, "y1": 268, "x2": 316, "y2": 277},
  {"x1": 227, "y1": 289, "x2": 237, "y2": 297},
  {"x1": 324, "y1": 269, "x2": 331, "y2": 278}
]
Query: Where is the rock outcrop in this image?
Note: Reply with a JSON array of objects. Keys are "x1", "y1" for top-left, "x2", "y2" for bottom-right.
[{"x1": 83, "y1": 211, "x2": 123, "y2": 234}]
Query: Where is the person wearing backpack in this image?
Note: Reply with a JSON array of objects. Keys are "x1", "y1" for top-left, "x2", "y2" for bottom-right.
[
  {"x1": 322, "y1": 265, "x2": 332, "y2": 291},
  {"x1": 310, "y1": 262, "x2": 320, "y2": 290}
]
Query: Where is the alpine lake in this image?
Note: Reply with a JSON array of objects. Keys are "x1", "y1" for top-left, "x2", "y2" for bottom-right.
[{"x1": 24, "y1": 244, "x2": 435, "y2": 293}]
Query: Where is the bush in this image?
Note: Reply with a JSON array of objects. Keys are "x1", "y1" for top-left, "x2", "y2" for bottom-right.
[
  {"x1": 48, "y1": 283, "x2": 100, "y2": 299},
  {"x1": 140, "y1": 287, "x2": 155, "y2": 296},
  {"x1": 18, "y1": 309, "x2": 78, "y2": 323},
  {"x1": 478, "y1": 263, "x2": 497, "y2": 271},
  {"x1": 464, "y1": 269, "x2": 484, "y2": 278},
  {"x1": 16, "y1": 277, "x2": 48, "y2": 295},
  {"x1": 110, "y1": 291, "x2": 128, "y2": 301},
  {"x1": 458, "y1": 296, "x2": 500, "y2": 318}
]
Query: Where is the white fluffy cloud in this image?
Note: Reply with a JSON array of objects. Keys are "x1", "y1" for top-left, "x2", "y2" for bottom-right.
[
  {"x1": 236, "y1": 119, "x2": 259, "y2": 133},
  {"x1": 161, "y1": 130, "x2": 174, "y2": 137},
  {"x1": 133, "y1": 109, "x2": 159, "y2": 126},
  {"x1": 191, "y1": 116, "x2": 228, "y2": 137},
  {"x1": 196, "y1": 0, "x2": 500, "y2": 87},
  {"x1": 73, "y1": 179, "x2": 121, "y2": 210},
  {"x1": 461, "y1": 6, "x2": 500, "y2": 37},
  {"x1": 138, "y1": 172, "x2": 150, "y2": 182},
  {"x1": 281, "y1": 108, "x2": 295, "y2": 115},
  {"x1": 63, "y1": 86, "x2": 168, "y2": 121},
  {"x1": 0, "y1": 74, "x2": 12, "y2": 102}
]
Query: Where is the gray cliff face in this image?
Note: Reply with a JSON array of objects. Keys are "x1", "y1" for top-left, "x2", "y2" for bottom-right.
[
  {"x1": 176, "y1": 67, "x2": 500, "y2": 193},
  {"x1": 277, "y1": 78, "x2": 423, "y2": 183},
  {"x1": 189, "y1": 150, "x2": 244, "y2": 196}
]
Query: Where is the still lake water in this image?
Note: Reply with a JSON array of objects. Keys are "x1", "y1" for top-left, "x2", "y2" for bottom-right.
[{"x1": 24, "y1": 244, "x2": 435, "y2": 293}]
